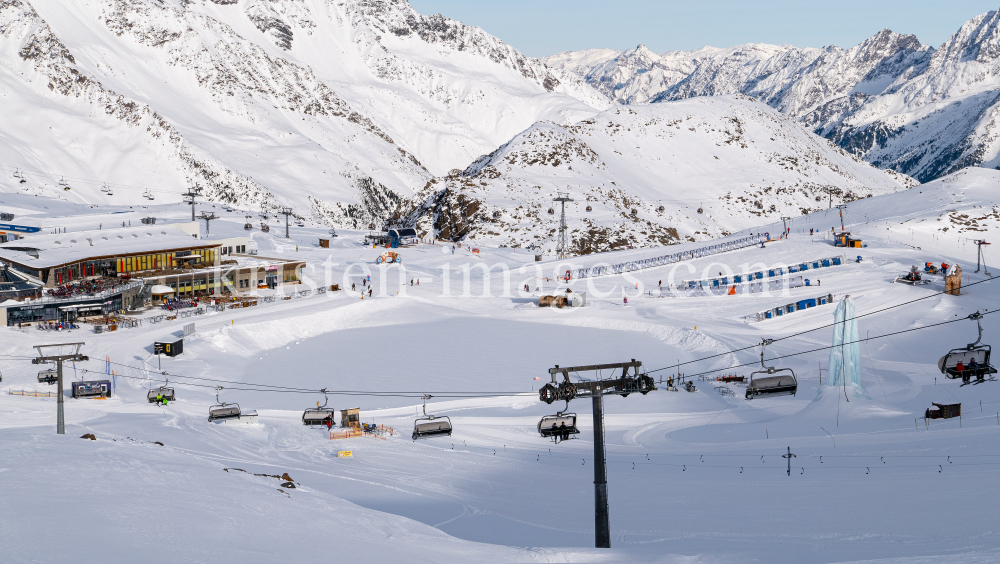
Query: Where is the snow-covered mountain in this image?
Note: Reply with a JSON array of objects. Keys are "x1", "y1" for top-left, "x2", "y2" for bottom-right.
[
  {"x1": 0, "y1": 0, "x2": 608, "y2": 227},
  {"x1": 397, "y1": 96, "x2": 914, "y2": 253},
  {"x1": 544, "y1": 11, "x2": 1000, "y2": 183}
]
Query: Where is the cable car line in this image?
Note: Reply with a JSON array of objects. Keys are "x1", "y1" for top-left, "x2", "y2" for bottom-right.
[
  {"x1": 645, "y1": 275, "x2": 999, "y2": 375},
  {"x1": 6, "y1": 306, "x2": 997, "y2": 400},
  {"x1": 672, "y1": 307, "x2": 1000, "y2": 381}
]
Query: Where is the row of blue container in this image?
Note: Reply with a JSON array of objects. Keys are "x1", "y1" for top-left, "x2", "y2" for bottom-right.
[
  {"x1": 756, "y1": 294, "x2": 835, "y2": 321},
  {"x1": 682, "y1": 256, "x2": 843, "y2": 290}
]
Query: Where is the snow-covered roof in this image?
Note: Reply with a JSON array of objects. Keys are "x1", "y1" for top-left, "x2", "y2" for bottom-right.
[{"x1": 0, "y1": 225, "x2": 218, "y2": 269}]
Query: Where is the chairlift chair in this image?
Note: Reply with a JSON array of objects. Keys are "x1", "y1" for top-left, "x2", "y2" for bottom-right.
[
  {"x1": 37, "y1": 368, "x2": 58, "y2": 385},
  {"x1": 302, "y1": 388, "x2": 336, "y2": 426},
  {"x1": 208, "y1": 387, "x2": 244, "y2": 422},
  {"x1": 147, "y1": 377, "x2": 175, "y2": 403},
  {"x1": 412, "y1": 394, "x2": 452, "y2": 440},
  {"x1": 746, "y1": 339, "x2": 798, "y2": 399},
  {"x1": 538, "y1": 402, "x2": 579, "y2": 443},
  {"x1": 58, "y1": 177, "x2": 71, "y2": 191},
  {"x1": 147, "y1": 386, "x2": 175, "y2": 403},
  {"x1": 938, "y1": 312, "x2": 997, "y2": 385}
]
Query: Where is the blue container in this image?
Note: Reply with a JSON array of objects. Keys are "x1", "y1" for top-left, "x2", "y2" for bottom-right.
[
  {"x1": 822, "y1": 259, "x2": 831, "y2": 267},
  {"x1": 805, "y1": 279, "x2": 811, "y2": 286},
  {"x1": 833, "y1": 257, "x2": 842, "y2": 265}
]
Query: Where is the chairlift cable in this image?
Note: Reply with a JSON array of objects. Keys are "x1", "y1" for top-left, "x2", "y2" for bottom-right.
[{"x1": 646, "y1": 275, "x2": 1000, "y2": 374}]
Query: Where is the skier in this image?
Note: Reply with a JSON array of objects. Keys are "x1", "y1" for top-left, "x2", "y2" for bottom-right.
[
  {"x1": 368, "y1": 288, "x2": 372, "y2": 298},
  {"x1": 352, "y1": 282, "x2": 356, "y2": 291},
  {"x1": 623, "y1": 295, "x2": 628, "y2": 306}
]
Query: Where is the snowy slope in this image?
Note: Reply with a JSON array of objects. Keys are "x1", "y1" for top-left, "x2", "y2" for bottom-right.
[
  {"x1": 3, "y1": 170, "x2": 1000, "y2": 562},
  {"x1": 0, "y1": 0, "x2": 608, "y2": 227},
  {"x1": 397, "y1": 96, "x2": 914, "y2": 253}
]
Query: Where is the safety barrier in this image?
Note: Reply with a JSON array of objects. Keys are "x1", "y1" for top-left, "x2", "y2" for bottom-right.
[
  {"x1": 7, "y1": 389, "x2": 56, "y2": 398},
  {"x1": 569, "y1": 235, "x2": 766, "y2": 280},
  {"x1": 330, "y1": 429, "x2": 364, "y2": 440}
]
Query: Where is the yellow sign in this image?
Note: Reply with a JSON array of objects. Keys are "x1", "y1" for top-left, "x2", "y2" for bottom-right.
[{"x1": 338, "y1": 451, "x2": 353, "y2": 458}]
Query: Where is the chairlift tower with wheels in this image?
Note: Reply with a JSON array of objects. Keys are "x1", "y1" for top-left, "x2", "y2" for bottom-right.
[
  {"x1": 182, "y1": 187, "x2": 202, "y2": 222},
  {"x1": 553, "y1": 192, "x2": 573, "y2": 258},
  {"x1": 31, "y1": 343, "x2": 88, "y2": 434},
  {"x1": 198, "y1": 212, "x2": 218, "y2": 235},
  {"x1": 974, "y1": 240, "x2": 991, "y2": 275},
  {"x1": 539, "y1": 359, "x2": 655, "y2": 549},
  {"x1": 280, "y1": 207, "x2": 293, "y2": 239},
  {"x1": 835, "y1": 205, "x2": 848, "y2": 232}
]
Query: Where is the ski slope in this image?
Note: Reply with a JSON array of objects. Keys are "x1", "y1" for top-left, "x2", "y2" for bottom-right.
[{"x1": 2, "y1": 169, "x2": 1000, "y2": 563}]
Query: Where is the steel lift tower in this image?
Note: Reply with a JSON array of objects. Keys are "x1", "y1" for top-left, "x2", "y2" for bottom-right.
[
  {"x1": 553, "y1": 192, "x2": 573, "y2": 258},
  {"x1": 182, "y1": 187, "x2": 202, "y2": 222},
  {"x1": 280, "y1": 207, "x2": 293, "y2": 239},
  {"x1": 32, "y1": 343, "x2": 88, "y2": 434}
]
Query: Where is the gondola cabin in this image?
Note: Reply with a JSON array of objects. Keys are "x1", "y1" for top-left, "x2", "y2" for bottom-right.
[
  {"x1": 72, "y1": 380, "x2": 111, "y2": 399},
  {"x1": 340, "y1": 408, "x2": 360, "y2": 428},
  {"x1": 746, "y1": 368, "x2": 797, "y2": 399},
  {"x1": 412, "y1": 415, "x2": 452, "y2": 440},
  {"x1": 37, "y1": 369, "x2": 58, "y2": 385},
  {"x1": 302, "y1": 407, "x2": 336, "y2": 426},
  {"x1": 147, "y1": 387, "x2": 175, "y2": 403},
  {"x1": 538, "y1": 413, "x2": 579, "y2": 439}
]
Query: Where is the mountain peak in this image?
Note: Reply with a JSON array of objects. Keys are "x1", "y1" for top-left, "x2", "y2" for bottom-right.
[{"x1": 931, "y1": 9, "x2": 1000, "y2": 67}]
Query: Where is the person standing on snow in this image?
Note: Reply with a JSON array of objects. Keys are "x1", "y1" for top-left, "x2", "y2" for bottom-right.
[
  {"x1": 623, "y1": 295, "x2": 628, "y2": 306},
  {"x1": 368, "y1": 288, "x2": 372, "y2": 298}
]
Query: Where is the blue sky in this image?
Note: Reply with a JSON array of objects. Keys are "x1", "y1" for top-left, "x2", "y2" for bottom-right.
[{"x1": 408, "y1": 1, "x2": 997, "y2": 57}]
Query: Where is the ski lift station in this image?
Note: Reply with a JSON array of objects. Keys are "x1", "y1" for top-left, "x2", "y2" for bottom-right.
[{"x1": 0, "y1": 222, "x2": 307, "y2": 325}]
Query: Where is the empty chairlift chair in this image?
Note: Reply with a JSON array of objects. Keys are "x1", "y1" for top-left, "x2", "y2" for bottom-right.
[
  {"x1": 746, "y1": 339, "x2": 798, "y2": 399},
  {"x1": 412, "y1": 394, "x2": 452, "y2": 440},
  {"x1": 302, "y1": 389, "x2": 336, "y2": 426},
  {"x1": 938, "y1": 312, "x2": 997, "y2": 385},
  {"x1": 208, "y1": 387, "x2": 257, "y2": 424}
]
